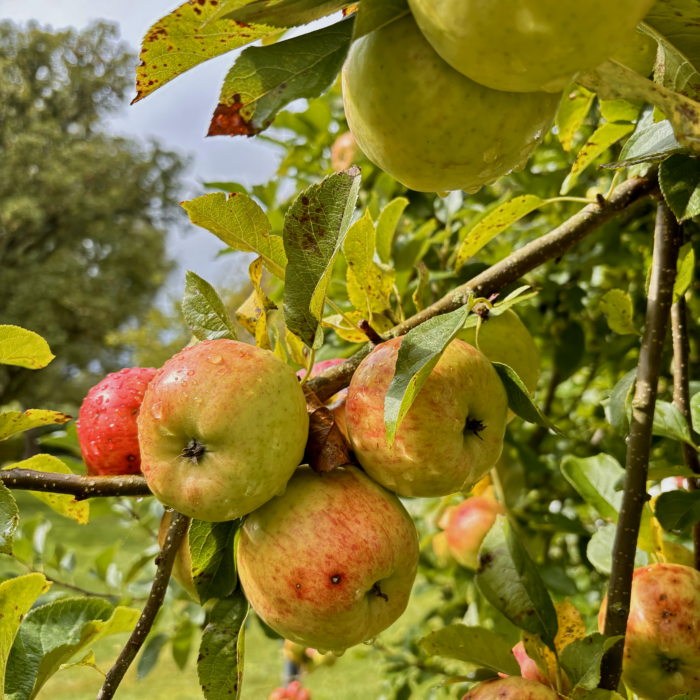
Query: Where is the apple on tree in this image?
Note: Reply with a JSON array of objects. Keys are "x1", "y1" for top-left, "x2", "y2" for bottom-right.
[
  {"x1": 77, "y1": 366, "x2": 157, "y2": 476},
  {"x1": 462, "y1": 676, "x2": 563, "y2": 700},
  {"x1": 346, "y1": 337, "x2": 508, "y2": 497},
  {"x1": 237, "y1": 465, "x2": 419, "y2": 654},
  {"x1": 269, "y1": 681, "x2": 311, "y2": 700},
  {"x1": 598, "y1": 563, "x2": 700, "y2": 700},
  {"x1": 138, "y1": 339, "x2": 309, "y2": 522}
]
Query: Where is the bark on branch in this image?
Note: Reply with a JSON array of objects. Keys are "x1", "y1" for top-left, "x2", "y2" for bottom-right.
[
  {"x1": 96, "y1": 510, "x2": 190, "y2": 700},
  {"x1": 599, "y1": 199, "x2": 681, "y2": 689},
  {"x1": 308, "y1": 174, "x2": 659, "y2": 403}
]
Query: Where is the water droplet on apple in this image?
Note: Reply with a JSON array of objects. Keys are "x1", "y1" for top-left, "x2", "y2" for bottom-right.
[
  {"x1": 362, "y1": 637, "x2": 376, "y2": 645},
  {"x1": 483, "y1": 141, "x2": 501, "y2": 164},
  {"x1": 181, "y1": 381, "x2": 188, "y2": 388},
  {"x1": 150, "y1": 402, "x2": 163, "y2": 420},
  {"x1": 207, "y1": 355, "x2": 223, "y2": 365},
  {"x1": 331, "y1": 649, "x2": 345, "y2": 658},
  {"x1": 187, "y1": 370, "x2": 195, "y2": 376},
  {"x1": 436, "y1": 190, "x2": 449, "y2": 198}
]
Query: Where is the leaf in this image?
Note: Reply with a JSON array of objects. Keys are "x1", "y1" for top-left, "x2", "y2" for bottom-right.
[
  {"x1": 0, "y1": 482, "x2": 19, "y2": 555},
  {"x1": 560, "y1": 122, "x2": 635, "y2": 194},
  {"x1": 376, "y1": 197, "x2": 409, "y2": 264},
  {"x1": 3, "y1": 456, "x2": 89, "y2": 524},
  {"x1": 560, "y1": 633, "x2": 625, "y2": 692},
  {"x1": 214, "y1": 0, "x2": 349, "y2": 28},
  {"x1": 182, "y1": 193, "x2": 286, "y2": 279},
  {"x1": 412, "y1": 262, "x2": 429, "y2": 313},
  {"x1": 555, "y1": 84, "x2": 595, "y2": 152},
  {"x1": 674, "y1": 241, "x2": 695, "y2": 300},
  {"x1": 346, "y1": 263, "x2": 395, "y2": 316},
  {"x1": 454, "y1": 196, "x2": 545, "y2": 271},
  {"x1": 599, "y1": 99, "x2": 642, "y2": 123},
  {"x1": 322, "y1": 310, "x2": 392, "y2": 343},
  {"x1": 648, "y1": 461, "x2": 696, "y2": 481},
  {"x1": 283, "y1": 166, "x2": 362, "y2": 348},
  {"x1": 132, "y1": 0, "x2": 276, "y2": 104},
  {"x1": 0, "y1": 326, "x2": 54, "y2": 370},
  {"x1": 492, "y1": 363, "x2": 564, "y2": 436},
  {"x1": 417, "y1": 625, "x2": 520, "y2": 676},
  {"x1": 209, "y1": 18, "x2": 354, "y2": 137},
  {"x1": 137, "y1": 633, "x2": 169, "y2": 681},
  {"x1": 189, "y1": 519, "x2": 240, "y2": 604},
  {"x1": 353, "y1": 0, "x2": 409, "y2": 40},
  {"x1": 302, "y1": 385, "x2": 351, "y2": 474},
  {"x1": 587, "y1": 523, "x2": 649, "y2": 575},
  {"x1": 655, "y1": 489, "x2": 700, "y2": 531},
  {"x1": 384, "y1": 304, "x2": 472, "y2": 449},
  {"x1": 172, "y1": 622, "x2": 194, "y2": 670},
  {"x1": 475, "y1": 516, "x2": 558, "y2": 651},
  {"x1": 235, "y1": 257, "x2": 277, "y2": 350},
  {"x1": 182, "y1": 271, "x2": 238, "y2": 342},
  {"x1": 609, "y1": 368, "x2": 637, "y2": 436},
  {"x1": 5, "y1": 599, "x2": 139, "y2": 700},
  {"x1": 204, "y1": 181, "x2": 249, "y2": 195},
  {"x1": 197, "y1": 587, "x2": 249, "y2": 700},
  {"x1": 599, "y1": 289, "x2": 640, "y2": 336},
  {"x1": 58, "y1": 649, "x2": 104, "y2": 676},
  {"x1": 285, "y1": 328, "x2": 307, "y2": 366},
  {"x1": 561, "y1": 454, "x2": 624, "y2": 521},
  {"x1": 660, "y1": 155, "x2": 700, "y2": 223},
  {"x1": 0, "y1": 410, "x2": 72, "y2": 442},
  {"x1": 0, "y1": 574, "x2": 50, "y2": 695},
  {"x1": 653, "y1": 400, "x2": 696, "y2": 447}
]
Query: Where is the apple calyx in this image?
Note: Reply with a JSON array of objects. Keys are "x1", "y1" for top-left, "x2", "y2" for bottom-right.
[
  {"x1": 181, "y1": 437, "x2": 206, "y2": 464},
  {"x1": 370, "y1": 581, "x2": 389, "y2": 602},
  {"x1": 464, "y1": 417, "x2": 487, "y2": 441}
]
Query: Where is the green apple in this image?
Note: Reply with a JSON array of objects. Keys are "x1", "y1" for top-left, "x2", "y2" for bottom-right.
[
  {"x1": 598, "y1": 563, "x2": 700, "y2": 700},
  {"x1": 138, "y1": 339, "x2": 309, "y2": 522},
  {"x1": 346, "y1": 337, "x2": 508, "y2": 498},
  {"x1": 158, "y1": 511, "x2": 198, "y2": 603},
  {"x1": 457, "y1": 309, "x2": 540, "y2": 422},
  {"x1": 444, "y1": 496, "x2": 505, "y2": 570},
  {"x1": 611, "y1": 30, "x2": 658, "y2": 76},
  {"x1": 342, "y1": 15, "x2": 559, "y2": 193},
  {"x1": 463, "y1": 677, "x2": 562, "y2": 699},
  {"x1": 408, "y1": 0, "x2": 657, "y2": 93},
  {"x1": 237, "y1": 465, "x2": 419, "y2": 654}
]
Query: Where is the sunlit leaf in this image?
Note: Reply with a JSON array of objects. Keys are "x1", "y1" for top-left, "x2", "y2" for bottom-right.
[
  {"x1": 182, "y1": 271, "x2": 237, "y2": 342},
  {"x1": 0, "y1": 410, "x2": 71, "y2": 442},
  {"x1": 321, "y1": 310, "x2": 392, "y2": 343},
  {"x1": 653, "y1": 400, "x2": 696, "y2": 447},
  {"x1": 235, "y1": 257, "x2": 276, "y2": 350},
  {"x1": 412, "y1": 262, "x2": 429, "y2": 313},
  {"x1": 673, "y1": 241, "x2": 695, "y2": 300},
  {"x1": 660, "y1": 155, "x2": 700, "y2": 223},
  {"x1": 212, "y1": 0, "x2": 350, "y2": 28},
  {"x1": 0, "y1": 326, "x2": 54, "y2": 370},
  {"x1": 0, "y1": 483, "x2": 19, "y2": 556},
  {"x1": 376, "y1": 197, "x2": 409, "y2": 264},
  {"x1": 555, "y1": 84, "x2": 595, "y2": 152},
  {"x1": 599, "y1": 289, "x2": 640, "y2": 336},
  {"x1": 608, "y1": 368, "x2": 637, "y2": 436},
  {"x1": 190, "y1": 519, "x2": 240, "y2": 605}
]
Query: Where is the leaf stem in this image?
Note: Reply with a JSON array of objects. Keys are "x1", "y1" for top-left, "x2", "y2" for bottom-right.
[
  {"x1": 299, "y1": 348, "x2": 316, "y2": 386},
  {"x1": 326, "y1": 298, "x2": 359, "y2": 330},
  {"x1": 605, "y1": 171, "x2": 622, "y2": 200},
  {"x1": 545, "y1": 196, "x2": 598, "y2": 205}
]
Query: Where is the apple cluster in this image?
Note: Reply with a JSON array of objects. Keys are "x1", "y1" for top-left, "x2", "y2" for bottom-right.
[{"x1": 342, "y1": 0, "x2": 657, "y2": 193}]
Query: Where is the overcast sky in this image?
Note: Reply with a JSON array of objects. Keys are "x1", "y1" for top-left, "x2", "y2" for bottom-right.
[{"x1": 0, "y1": 0, "x2": 287, "y2": 290}]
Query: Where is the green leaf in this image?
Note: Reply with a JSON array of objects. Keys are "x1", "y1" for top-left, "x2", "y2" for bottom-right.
[
  {"x1": 209, "y1": 18, "x2": 354, "y2": 137},
  {"x1": 172, "y1": 622, "x2": 194, "y2": 671},
  {"x1": 182, "y1": 193, "x2": 286, "y2": 280},
  {"x1": 138, "y1": 633, "x2": 169, "y2": 681},
  {"x1": 197, "y1": 587, "x2": 249, "y2": 700},
  {"x1": 412, "y1": 262, "x2": 429, "y2": 314},
  {"x1": 5, "y1": 599, "x2": 139, "y2": 700},
  {"x1": 492, "y1": 363, "x2": 564, "y2": 435},
  {"x1": 454, "y1": 195, "x2": 545, "y2": 271},
  {"x1": 183, "y1": 271, "x2": 237, "y2": 342},
  {"x1": 475, "y1": 516, "x2": 558, "y2": 651},
  {"x1": 417, "y1": 625, "x2": 520, "y2": 676},
  {"x1": 608, "y1": 368, "x2": 637, "y2": 437},
  {"x1": 0, "y1": 410, "x2": 72, "y2": 442},
  {"x1": 559, "y1": 633, "x2": 625, "y2": 691},
  {"x1": 3, "y1": 456, "x2": 89, "y2": 524},
  {"x1": 561, "y1": 454, "x2": 624, "y2": 520},
  {"x1": 561, "y1": 122, "x2": 635, "y2": 194},
  {"x1": 555, "y1": 84, "x2": 595, "y2": 152},
  {"x1": 384, "y1": 304, "x2": 472, "y2": 449},
  {"x1": 648, "y1": 461, "x2": 696, "y2": 481},
  {"x1": 599, "y1": 99, "x2": 641, "y2": 124},
  {"x1": 603, "y1": 116, "x2": 688, "y2": 169},
  {"x1": 674, "y1": 241, "x2": 695, "y2": 301},
  {"x1": 0, "y1": 482, "x2": 19, "y2": 555},
  {"x1": 0, "y1": 326, "x2": 54, "y2": 370},
  {"x1": 214, "y1": 0, "x2": 349, "y2": 28},
  {"x1": 353, "y1": 0, "x2": 409, "y2": 40},
  {"x1": 599, "y1": 289, "x2": 640, "y2": 336},
  {"x1": 587, "y1": 523, "x2": 648, "y2": 575},
  {"x1": 283, "y1": 166, "x2": 362, "y2": 348},
  {"x1": 204, "y1": 181, "x2": 249, "y2": 195},
  {"x1": 655, "y1": 490, "x2": 700, "y2": 531},
  {"x1": 660, "y1": 155, "x2": 700, "y2": 223},
  {"x1": 133, "y1": 1, "x2": 276, "y2": 104},
  {"x1": 58, "y1": 650, "x2": 104, "y2": 676},
  {"x1": 36, "y1": 424, "x2": 82, "y2": 458},
  {"x1": 376, "y1": 197, "x2": 408, "y2": 264},
  {"x1": 190, "y1": 519, "x2": 240, "y2": 605},
  {"x1": 653, "y1": 400, "x2": 696, "y2": 447}
]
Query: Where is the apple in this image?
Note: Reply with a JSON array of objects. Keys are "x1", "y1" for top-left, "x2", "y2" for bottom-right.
[
  {"x1": 269, "y1": 681, "x2": 311, "y2": 700},
  {"x1": 342, "y1": 15, "x2": 559, "y2": 193},
  {"x1": 611, "y1": 31, "x2": 658, "y2": 77},
  {"x1": 138, "y1": 339, "x2": 309, "y2": 522},
  {"x1": 462, "y1": 676, "x2": 562, "y2": 700},
  {"x1": 77, "y1": 366, "x2": 157, "y2": 476},
  {"x1": 331, "y1": 131, "x2": 361, "y2": 173},
  {"x1": 444, "y1": 497, "x2": 505, "y2": 569},
  {"x1": 408, "y1": 0, "x2": 657, "y2": 93},
  {"x1": 457, "y1": 309, "x2": 540, "y2": 423},
  {"x1": 237, "y1": 465, "x2": 419, "y2": 654},
  {"x1": 158, "y1": 511, "x2": 198, "y2": 603},
  {"x1": 345, "y1": 337, "x2": 508, "y2": 498},
  {"x1": 598, "y1": 563, "x2": 700, "y2": 700},
  {"x1": 297, "y1": 358, "x2": 349, "y2": 440}
]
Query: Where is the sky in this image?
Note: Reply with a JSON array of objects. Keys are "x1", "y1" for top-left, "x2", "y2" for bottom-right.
[{"x1": 0, "y1": 0, "x2": 285, "y2": 291}]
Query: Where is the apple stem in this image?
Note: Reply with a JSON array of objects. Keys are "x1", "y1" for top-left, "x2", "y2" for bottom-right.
[
  {"x1": 180, "y1": 437, "x2": 207, "y2": 464},
  {"x1": 370, "y1": 581, "x2": 389, "y2": 602},
  {"x1": 599, "y1": 199, "x2": 681, "y2": 690},
  {"x1": 464, "y1": 418, "x2": 486, "y2": 441}
]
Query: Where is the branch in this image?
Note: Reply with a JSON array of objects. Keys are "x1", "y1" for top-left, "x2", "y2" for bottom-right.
[
  {"x1": 671, "y1": 281, "x2": 700, "y2": 570},
  {"x1": 96, "y1": 510, "x2": 190, "y2": 700},
  {"x1": 308, "y1": 174, "x2": 659, "y2": 402},
  {"x1": 599, "y1": 199, "x2": 681, "y2": 689},
  {"x1": 0, "y1": 469, "x2": 152, "y2": 499}
]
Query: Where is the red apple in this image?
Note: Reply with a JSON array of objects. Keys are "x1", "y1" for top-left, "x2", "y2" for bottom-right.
[
  {"x1": 237, "y1": 465, "x2": 419, "y2": 654},
  {"x1": 297, "y1": 358, "x2": 349, "y2": 441},
  {"x1": 346, "y1": 337, "x2": 508, "y2": 497},
  {"x1": 269, "y1": 681, "x2": 311, "y2": 700},
  {"x1": 462, "y1": 676, "x2": 562, "y2": 700},
  {"x1": 598, "y1": 563, "x2": 700, "y2": 700},
  {"x1": 444, "y1": 497, "x2": 505, "y2": 569},
  {"x1": 138, "y1": 339, "x2": 309, "y2": 522},
  {"x1": 77, "y1": 366, "x2": 156, "y2": 476}
]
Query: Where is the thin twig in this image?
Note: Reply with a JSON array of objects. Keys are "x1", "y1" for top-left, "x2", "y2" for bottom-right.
[
  {"x1": 599, "y1": 199, "x2": 681, "y2": 690},
  {"x1": 96, "y1": 511, "x2": 190, "y2": 700},
  {"x1": 308, "y1": 174, "x2": 659, "y2": 403},
  {"x1": 358, "y1": 320, "x2": 383, "y2": 345}
]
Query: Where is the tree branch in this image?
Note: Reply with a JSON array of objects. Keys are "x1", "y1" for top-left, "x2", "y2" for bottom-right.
[
  {"x1": 96, "y1": 510, "x2": 190, "y2": 700},
  {"x1": 599, "y1": 199, "x2": 681, "y2": 690},
  {"x1": 671, "y1": 282, "x2": 700, "y2": 570},
  {"x1": 0, "y1": 469, "x2": 151, "y2": 499},
  {"x1": 309, "y1": 174, "x2": 659, "y2": 403}
]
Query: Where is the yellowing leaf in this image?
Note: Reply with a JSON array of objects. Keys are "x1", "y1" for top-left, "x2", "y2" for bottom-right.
[
  {"x1": 600, "y1": 289, "x2": 641, "y2": 336},
  {"x1": 235, "y1": 256, "x2": 277, "y2": 350},
  {"x1": 376, "y1": 197, "x2": 408, "y2": 263},
  {"x1": 0, "y1": 326, "x2": 54, "y2": 370},
  {"x1": 412, "y1": 261, "x2": 430, "y2": 313},
  {"x1": 58, "y1": 650, "x2": 105, "y2": 677},
  {"x1": 322, "y1": 311, "x2": 393, "y2": 343},
  {"x1": 0, "y1": 410, "x2": 72, "y2": 442},
  {"x1": 555, "y1": 84, "x2": 595, "y2": 152},
  {"x1": 285, "y1": 328, "x2": 307, "y2": 367}
]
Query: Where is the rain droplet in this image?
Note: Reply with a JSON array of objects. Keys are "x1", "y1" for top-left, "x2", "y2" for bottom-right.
[
  {"x1": 150, "y1": 402, "x2": 163, "y2": 420},
  {"x1": 363, "y1": 637, "x2": 376, "y2": 645},
  {"x1": 207, "y1": 355, "x2": 223, "y2": 365}
]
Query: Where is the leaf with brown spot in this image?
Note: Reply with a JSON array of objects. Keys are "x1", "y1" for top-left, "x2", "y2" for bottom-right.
[
  {"x1": 303, "y1": 385, "x2": 350, "y2": 474},
  {"x1": 0, "y1": 410, "x2": 71, "y2": 442},
  {"x1": 235, "y1": 256, "x2": 277, "y2": 350},
  {"x1": 211, "y1": 0, "x2": 351, "y2": 28}
]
